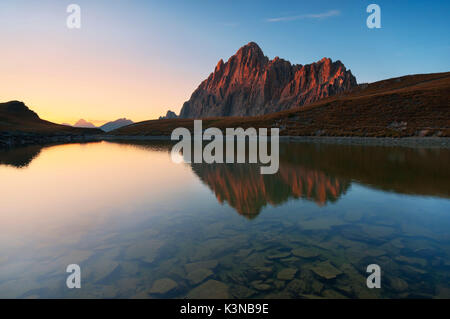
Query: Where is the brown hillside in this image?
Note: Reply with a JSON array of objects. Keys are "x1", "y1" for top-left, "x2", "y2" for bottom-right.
[
  {"x1": 112, "y1": 72, "x2": 450, "y2": 137},
  {"x1": 0, "y1": 101, "x2": 103, "y2": 135}
]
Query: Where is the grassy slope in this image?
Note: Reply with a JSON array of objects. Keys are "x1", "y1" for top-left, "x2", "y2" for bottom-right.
[
  {"x1": 0, "y1": 101, "x2": 103, "y2": 135},
  {"x1": 111, "y1": 72, "x2": 450, "y2": 137}
]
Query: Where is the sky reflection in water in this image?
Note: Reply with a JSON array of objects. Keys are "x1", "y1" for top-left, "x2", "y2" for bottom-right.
[{"x1": 0, "y1": 141, "x2": 448, "y2": 298}]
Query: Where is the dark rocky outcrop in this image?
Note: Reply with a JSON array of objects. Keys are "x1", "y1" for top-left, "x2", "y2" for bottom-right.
[
  {"x1": 159, "y1": 110, "x2": 178, "y2": 120},
  {"x1": 0, "y1": 100, "x2": 40, "y2": 120}
]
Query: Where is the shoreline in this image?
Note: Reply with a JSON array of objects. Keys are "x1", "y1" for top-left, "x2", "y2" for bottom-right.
[
  {"x1": 0, "y1": 133, "x2": 102, "y2": 148},
  {"x1": 1, "y1": 133, "x2": 449, "y2": 149},
  {"x1": 101, "y1": 135, "x2": 450, "y2": 148}
]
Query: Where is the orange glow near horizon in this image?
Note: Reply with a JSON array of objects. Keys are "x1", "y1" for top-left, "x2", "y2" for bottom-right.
[
  {"x1": 0, "y1": 3, "x2": 210, "y2": 126},
  {"x1": 0, "y1": 43, "x2": 198, "y2": 125},
  {"x1": 0, "y1": 141, "x2": 197, "y2": 239}
]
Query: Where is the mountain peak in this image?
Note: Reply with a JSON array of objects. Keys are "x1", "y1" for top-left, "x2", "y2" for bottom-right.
[
  {"x1": 74, "y1": 119, "x2": 96, "y2": 128},
  {"x1": 179, "y1": 43, "x2": 357, "y2": 118},
  {"x1": 100, "y1": 118, "x2": 134, "y2": 132},
  {"x1": 241, "y1": 41, "x2": 262, "y2": 52},
  {"x1": 234, "y1": 41, "x2": 266, "y2": 62}
]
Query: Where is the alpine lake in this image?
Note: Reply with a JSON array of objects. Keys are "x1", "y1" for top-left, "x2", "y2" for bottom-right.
[{"x1": 0, "y1": 140, "x2": 449, "y2": 299}]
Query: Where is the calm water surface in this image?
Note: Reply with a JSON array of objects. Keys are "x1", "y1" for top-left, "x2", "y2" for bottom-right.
[{"x1": 0, "y1": 141, "x2": 449, "y2": 298}]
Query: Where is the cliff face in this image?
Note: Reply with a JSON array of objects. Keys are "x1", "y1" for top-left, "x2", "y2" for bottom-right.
[{"x1": 179, "y1": 42, "x2": 357, "y2": 118}]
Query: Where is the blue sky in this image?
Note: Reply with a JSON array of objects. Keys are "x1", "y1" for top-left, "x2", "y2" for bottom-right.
[
  {"x1": 0, "y1": 0, "x2": 449, "y2": 122},
  {"x1": 148, "y1": 0, "x2": 450, "y2": 82}
]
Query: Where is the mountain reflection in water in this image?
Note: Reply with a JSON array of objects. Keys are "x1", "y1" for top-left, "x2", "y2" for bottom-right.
[
  {"x1": 0, "y1": 140, "x2": 449, "y2": 299},
  {"x1": 1, "y1": 141, "x2": 449, "y2": 218},
  {"x1": 191, "y1": 163, "x2": 349, "y2": 218}
]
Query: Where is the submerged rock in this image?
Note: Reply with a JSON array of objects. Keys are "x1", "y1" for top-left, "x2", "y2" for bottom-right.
[
  {"x1": 361, "y1": 225, "x2": 395, "y2": 239},
  {"x1": 311, "y1": 261, "x2": 342, "y2": 279},
  {"x1": 277, "y1": 268, "x2": 297, "y2": 281},
  {"x1": 286, "y1": 279, "x2": 309, "y2": 295},
  {"x1": 243, "y1": 253, "x2": 271, "y2": 267},
  {"x1": 251, "y1": 280, "x2": 272, "y2": 291},
  {"x1": 291, "y1": 247, "x2": 320, "y2": 258},
  {"x1": 88, "y1": 261, "x2": 120, "y2": 283},
  {"x1": 267, "y1": 252, "x2": 291, "y2": 260},
  {"x1": 184, "y1": 259, "x2": 218, "y2": 273},
  {"x1": 280, "y1": 257, "x2": 300, "y2": 263},
  {"x1": 403, "y1": 265, "x2": 427, "y2": 275},
  {"x1": 311, "y1": 280, "x2": 324, "y2": 294},
  {"x1": 389, "y1": 277, "x2": 409, "y2": 292},
  {"x1": 226, "y1": 269, "x2": 247, "y2": 284},
  {"x1": 254, "y1": 266, "x2": 273, "y2": 278},
  {"x1": 235, "y1": 248, "x2": 254, "y2": 259},
  {"x1": 395, "y1": 255, "x2": 427, "y2": 267},
  {"x1": 300, "y1": 217, "x2": 346, "y2": 230},
  {"x1": 230, "y1": 285, "x2": 256, "y2": 298},
  {"x1": 149, "y1": 278, "x2": 178, "y2": 294},
  {"x1": 273, "y1": 280, "x2": 285, "y2": 289},
  {"x1": 187, "y1": 280, "x2": 230, "y2": 299},
  {"x1": 124, "y1": 240, "x2": 164, "y2": 264},
  {"x1": 187, "y1": 268, "x2": 213, "y2": 285},
  {"x1": 365, "y1": 248, "x2": 387, "y2": 257}
]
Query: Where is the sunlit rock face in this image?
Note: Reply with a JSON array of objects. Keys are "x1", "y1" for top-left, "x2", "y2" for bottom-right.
[
  {"x1": 179, "y1": 42, "x2": 357, "y2": 118},
  {"x1": 190, "y1": 162, "x2": 350, "y2": 218}
]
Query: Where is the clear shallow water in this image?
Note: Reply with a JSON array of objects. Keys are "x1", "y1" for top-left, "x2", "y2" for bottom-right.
[{"x1": 0, "y1": 141, "x2": 449, "y2": 299}]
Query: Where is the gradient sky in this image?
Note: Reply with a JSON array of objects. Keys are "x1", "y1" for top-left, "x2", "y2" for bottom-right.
[{"x1": 0, "y1": 0, "x2": 449, "y2": 125}]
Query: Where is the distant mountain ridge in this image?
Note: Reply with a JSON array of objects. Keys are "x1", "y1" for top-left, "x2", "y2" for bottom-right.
[
  {"x1": 179, "y1": 42, "x2": 357, "y2": 118},
  {"x1": 73, "y1": 119, "x2": 97, "y2": 128},
  {"x1": 100, "y1": 118, "x2": 134, "y2": 132},
  {"x1": 159, "y1": 110, "x2": 178, "y2": 120},
  {"x1": 67, "y1": 118, "x2": 133, "y2": 132}
]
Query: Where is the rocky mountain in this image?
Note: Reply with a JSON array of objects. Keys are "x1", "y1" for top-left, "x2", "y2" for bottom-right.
[
  {"x1": 179, "y1": 42, "x2": 357, "y2": 118},
  {"x1": 159, "y1": 110, "x2": 178, "y2": 120},
  {"x1": 73, "y1": 119, "x2": 97, "y2": 128},
  {"x1": 100, "y1": 118, "x2": 133, "y2": 132}
]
